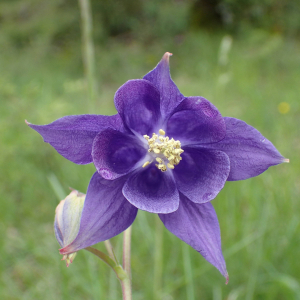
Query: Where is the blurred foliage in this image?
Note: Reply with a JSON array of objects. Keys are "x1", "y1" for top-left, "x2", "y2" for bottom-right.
[
  {"x1": 0, "y1": 0, "x2": 80, "y2": 50},
  {"x1": 191, "y1": 0, "x2": 300, "y2": 36},
  {"x1": 0, "y1": 0, "x2": 191, "y2": 51},
  {"x1": 1, "y1": 0, "x2": 299, "y2": 53}
]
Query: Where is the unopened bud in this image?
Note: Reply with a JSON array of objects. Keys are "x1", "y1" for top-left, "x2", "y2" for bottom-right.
[{"x1": 54, "y1": 190, "x2": 85, "y2": 266}]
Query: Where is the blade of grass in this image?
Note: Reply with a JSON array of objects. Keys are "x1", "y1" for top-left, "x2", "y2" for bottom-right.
[
  {"x1": 153, "y1": 215, "x2": 163, "y2": 299},
  {"x1": 47, "y1": 173, "x2": 66, "y2": 200},
  {"x1": 182, "y1": 242, "x2": 195, "y2": 300},
  {"x1": 78, "y1": 0, "x2": 97, "y2": 111}
]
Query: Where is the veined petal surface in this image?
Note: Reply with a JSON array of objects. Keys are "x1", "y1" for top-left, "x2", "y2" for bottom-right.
[
  {"x1": 204, "y1": 117, "x2": 286, "y2": 181},
  {"x1": 114, "y1": 79, "x2": 161, "y2": 136},
  {"x1": 159, "y1": 194, "x2": 228, "y2": 281},
  {"x1": 60, "y1": 172, "x2": 137, "y2": 254},
  {"x1": 143, "y1": 52, "x2": 184, "y2": 118},
  {"x1": 123, "y1": 165, "x2": 180, "y2": 213},
  {"x1": 173, "y1": 147, "x2": 230, "y2": 203},
  {"x1": 27, "y1": 114, "x2": 123, "y2": 164},
  {"x1": 167, "y1": 97, "x2": 226, "y2": 146},
  {"x1": 92, "y1": 129, "x2": 146, "y2": 180}
]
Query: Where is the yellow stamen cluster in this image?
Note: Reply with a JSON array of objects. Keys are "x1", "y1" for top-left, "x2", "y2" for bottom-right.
[{"x1": 143, "y1": 129, "x2": 184, "y2": 172}]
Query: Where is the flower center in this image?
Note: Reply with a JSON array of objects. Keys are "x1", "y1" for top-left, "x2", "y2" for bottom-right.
[{"x1": 142, "y1": 129, "x2": 184, "y2": 172}]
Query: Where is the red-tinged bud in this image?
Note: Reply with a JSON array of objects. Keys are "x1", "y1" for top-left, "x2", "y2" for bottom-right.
[{"x1": 54, "y1": 190, "x2": 85, "y2": 266}]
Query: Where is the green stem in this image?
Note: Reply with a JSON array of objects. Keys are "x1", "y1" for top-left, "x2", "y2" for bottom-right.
[
  {"x1": 85, "y1": 247, "x2": 124, "y2": 279},
  {"x1": 104, "y1": 240, "x2": 118, "y2": 263},
  {"x1": 122, "y1": 226, "x2": 132, "y2": 300},
  {"x1": 78, "y1": 0, "x2": 97, "y2": 111},
  {"x1": 123, "y1": 226, "x2": 132, "y2": 275},
  {"x1": 153, "y1": 215, "x2": 163, "y2": 299},
  {"x1": 85, "y1": 247, "x2": 119, "y2": 276},
  {"x1": 182, "y1": 243, "x2": 195, "y2": 300}
]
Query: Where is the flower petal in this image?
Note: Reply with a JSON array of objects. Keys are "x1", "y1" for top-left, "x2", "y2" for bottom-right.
[
  {"x1": 92, "y1": 129, "x2": 146, "y2": 180},
  {"x1": 54, "y1": 200, "x2": 64, "y2": 247},
  {"x1": 166, "y1": 97, "x2": 226, "y2": 145},
  {"x1": 159, "y1": 194, "x2": 228, "y2": 281},
  {"x1": 60, "y1": 172, "x2": 138, "y2": 254},
  {"x1": 204, "y1": 117, "x2": 286, "y2": 181},
  {"x1": 123, "y1": 165, "x2": 180, "y2": 213},
  {"x1": 143, "y1": 52, "x2": 184, "y2": 118},
  {"x1": 27, "y1": 114, "x2": 123, "y2": 164},
  {"x1": 173, "y1": 147, "x2": 230, "y2": 203},
  {"x1": 114, "y1": 79, "x2": 161, "y2": 135}
]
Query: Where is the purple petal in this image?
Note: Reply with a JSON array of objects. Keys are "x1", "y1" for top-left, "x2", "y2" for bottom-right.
[
  {"x1": 143, "y1": 52, "x2": 184, "y2": 118},
  {"x1": 60, "y1": 172, "x2": 137, "y2": 254},
  {"x1": 159, "y1": 194, "x2": 228, "y2": 281},
  {"x1": 166, "y1": 97, "x2": 226, "y2": 145},
  {"x1": 54, "y1": 217, "x2": 63, "y2": 247},
  {"x1": 114, "y1": 79, "x2": 161, "y2": 136},
  {"x1": 27, "y1": 114, "x2": 123, "y2": 164},
  {"x1": 92, "y1": 129, "x2": 146, "y2": 180},
  {"x1": 123, "y1": 165, "x2": 180, "y2": 213},
  {"x1": 173, "y1": 147, "x2": 230, "y2": 203},
  {"x1": 204, "y1": 117, "x2": 287, "y2": 181}
]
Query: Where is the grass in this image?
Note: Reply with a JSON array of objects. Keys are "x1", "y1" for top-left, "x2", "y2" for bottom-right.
[{"x1": 0, "y1": 30, "x2": 299, "y2": 299}]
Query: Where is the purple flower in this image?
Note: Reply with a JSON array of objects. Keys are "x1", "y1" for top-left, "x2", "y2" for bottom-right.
[{"x1": 27, "y1": 53, "x2": 287, "y2": 282}]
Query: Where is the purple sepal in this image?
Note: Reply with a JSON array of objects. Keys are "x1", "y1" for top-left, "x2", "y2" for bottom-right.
[
  {"x1": 123, "y1": 165, "x2": 180, "y2": 213},
  {"x1": 205, "y1": 117, "x2": 286, "y2": 181},
  {"x1": 92, "y1": 129, "x2": 146, "y2": 180},
  {"x1": 143, "y1": 52, "x2": 184, "y2": 118},
  {"x1": 159, "y1": 194, "x2": 228, "y2": 281},
  {"x1": 114, "y1": 79, "x2": 161, "y2": 136},
  {"x1": 174, "y1": 148, "x2": 230, "y2": 203},
  {"x1": 54, "y1": 218, "x2": 63, "y2": 247},
  {"x1": 60, "y1": 172, "x2": 138, "y2": 254},
  {"x1": 167, "y1": 97, "x2": 226, "y2": 145},
  {"x1": 27, "y1": 114, "x2": 123, "y2": 164}
]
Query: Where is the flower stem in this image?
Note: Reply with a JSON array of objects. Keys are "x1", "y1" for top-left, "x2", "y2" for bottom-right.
[
  {"x1": 85, "y1": 228, "x2": 132, "y2": 300},
  {"x1": 182, "y1": 243, "x2": 195, "y2": 300},
  {"x1": 104, "y1": 240, "x2": 118, "y2": 263},
  {"x1": 85, "y1": 247, "x2": 128, "y2": 279},
  {"x1": 85, "y1": 247, "x2": 118, "y2": 274},
  {"x1": 123, "y1": 226, "x2": 132, "y2": 274},
  {"x1": 78, "y1": 0, "x2": 97, "y2": 111},
  {"x1": 153, "y1": 215, "x2": 163, "y2": 299},
  {"x1": 122, "y1": 226, "x2": 132, "y2": 300}
]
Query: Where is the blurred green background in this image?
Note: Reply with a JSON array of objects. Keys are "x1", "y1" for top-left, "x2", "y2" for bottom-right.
[{"x1": 0, "y1": 0, "x2": 299, "y2": 299}]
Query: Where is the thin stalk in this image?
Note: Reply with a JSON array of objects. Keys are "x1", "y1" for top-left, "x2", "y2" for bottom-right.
[
  {"x1": 153, "y1": 215, "x2": 163, "y2": 299},
  {"x1": 122, "y1": 226, "x2": 132, "y2": 300},
  {"x1": 86, "y1": 245, "x2": 132, "y2": 300},
  {"x1": 123, "y1": 226, "x2": 132, "y2": 275},
  {"x1": 85, "y1": 247, "x2": 118, "y2": 274},
  {"x1": 104, "y1": 240, "x2": 118, "y2": 263},
  {"x1": 182, "y1": 243, "x2": 195, "y2": 300},
  {"x1": 121, "y1": 275, "x2": 132, "y2": 300},
  {"x1": 78, "y1": 0, "x2": 97, "y2": 111}
]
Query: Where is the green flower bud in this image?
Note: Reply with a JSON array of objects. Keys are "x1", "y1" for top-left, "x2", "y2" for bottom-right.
[{"x1": 54, "y1": 190, "x2": 85, "y2": 266}]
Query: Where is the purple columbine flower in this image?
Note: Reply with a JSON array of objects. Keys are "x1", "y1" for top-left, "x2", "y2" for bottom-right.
[{"x1": 27, "y1": 53, "x2": 287, "y2": 282}]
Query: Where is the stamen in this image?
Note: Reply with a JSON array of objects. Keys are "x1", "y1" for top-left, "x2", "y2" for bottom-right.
[
  {"x1": 143, "y1": 129, "x2": 184, "y2": 172},
  {"x1": 142, "y1": 161, "x2": 150, "y2": 168},
  {"x1": 159, "y1": 129, "x2": 165, "y2": 136}
]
